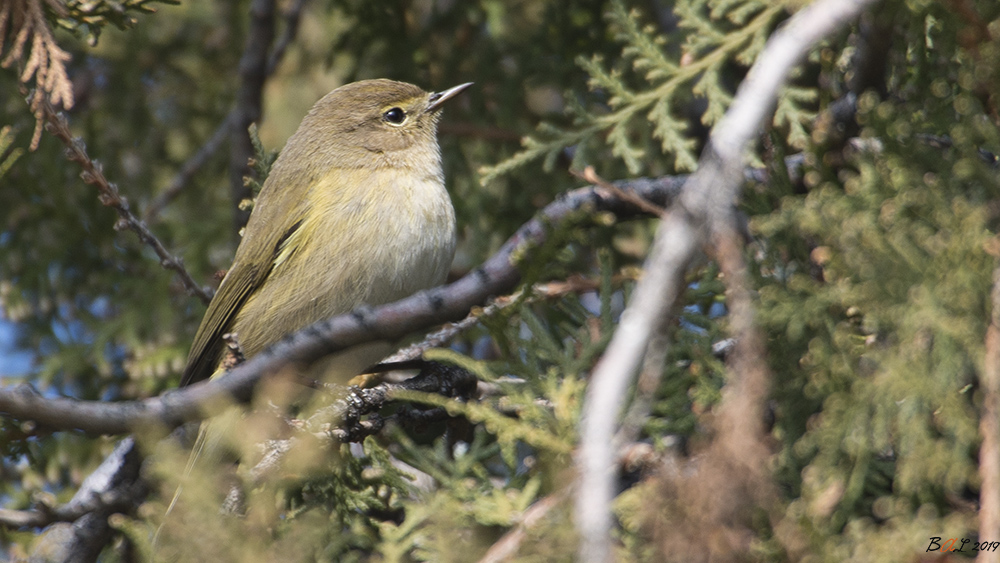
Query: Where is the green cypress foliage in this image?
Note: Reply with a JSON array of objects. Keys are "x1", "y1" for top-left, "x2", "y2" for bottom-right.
[{"x1": 2, "y1": 0, "x2": 1000, "y2": 561}]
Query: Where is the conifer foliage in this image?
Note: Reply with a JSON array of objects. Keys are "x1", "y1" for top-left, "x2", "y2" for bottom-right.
[{"x1": 1, "y1": 0, "x2": 999, "y2": 561}]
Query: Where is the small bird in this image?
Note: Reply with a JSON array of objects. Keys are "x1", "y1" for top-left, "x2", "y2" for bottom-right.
[
  {"x1": 181, "y1": 79, "x2": 470, "y2": 387},
  {"x1": 157, "y1": 81, "x2": 470, "y2": 542}
]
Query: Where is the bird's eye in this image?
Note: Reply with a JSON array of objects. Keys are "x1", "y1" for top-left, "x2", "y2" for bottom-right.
[{"x1": 383, "y1": 107, "x2": 406, "y2": 125}]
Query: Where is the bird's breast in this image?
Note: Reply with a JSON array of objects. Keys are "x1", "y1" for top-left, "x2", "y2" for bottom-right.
[
  {"x1": 229, "y1": 164, "x2": 456, "y2": 370},
  {"x1": 275, "y1": 167, "x2": 453, "y2": 312}
]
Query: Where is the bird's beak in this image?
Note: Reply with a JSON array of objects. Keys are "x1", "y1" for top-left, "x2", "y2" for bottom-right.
[{"x1": 426, "y1": 82, "x2": 473, "y2": 112}]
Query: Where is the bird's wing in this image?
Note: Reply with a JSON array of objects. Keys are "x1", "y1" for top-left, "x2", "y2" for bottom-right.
[
  {"x1": 179, "y1": 173, "x2": 309, "y2": 387},
  {"x1": 178, "y1": 254, "x2": 268, "y2": 387}
]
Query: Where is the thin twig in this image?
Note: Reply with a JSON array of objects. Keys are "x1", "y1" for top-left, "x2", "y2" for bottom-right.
[
  {"x1": 381, "y1": 294, "x2": 517, "y2": 364},
  {"x1": 41, "y1": 103, "x2": 214, "y2": 304},
  {"x1": 477, "y1": 492, "x2": 565, "y2": 563},
  {"x1": 266, "y1": 0, "x2": 307, "y2": 75},
  {"x1": 383, "y1": 275, "x2": 635, "y2": 365},
  {"x1": 478, "y1": 441, "x2": 663, "y2": 563},
  {"x1": 0, "y1": 507, "x2": 50, "y2": 528},
  {"x1": 574, "y1": 1, "x2": 880, "y2": 561},
  {"x1": 143, "y1": 115, "x2": 233, "y2": 222},
  {"x1": 577, "y1": 166, "x2": 667, "y2": 216}
]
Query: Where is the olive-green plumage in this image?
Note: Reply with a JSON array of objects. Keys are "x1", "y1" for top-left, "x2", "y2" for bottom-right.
[{"x1": 181, "y1": 79, "x2": 469, "y2": 387}]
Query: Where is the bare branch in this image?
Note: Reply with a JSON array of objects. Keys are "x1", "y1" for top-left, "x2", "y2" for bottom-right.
[
  {"x1": 2, "y1": 437, "x2": 144, "y2": 529},
  {"x1": 666, "y1": 220, "x2": 778, "y2": 561},
  {"x1": 229, "y1": 0, "x2": 276, "y2": 230},
  {"x1": 10, "y1": 437, "x2": 144, "y2": 563},
  {"x1": 0, "y1": 175, "x2": 685, "y2": 435},
  {"x1": 710, "y1": 225, "x2": 773, "y2": 466},
  {"x1": 574, "y1": 1, "x2": 880, "y2": 561},
  {"x1": 576, "y1": 202, "x2": 700, "y2": 563},
  {"x1": 980, "y1": 263, "x2": 1000, "y2": 563},
  {"x1": 143, "y1": 0, "x2": 308, "y2": 223},
  {"x1": 41, "y1": 104, "x2": 215, "y2": 304}
]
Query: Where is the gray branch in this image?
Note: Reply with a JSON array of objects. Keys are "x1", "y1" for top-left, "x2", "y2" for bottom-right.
[
  {"x1": 0, "y1": 175, "x2": 686, "y2": 435},
  {"x1": 574, "y1": 1, "x2": 881, "y2": 561}
]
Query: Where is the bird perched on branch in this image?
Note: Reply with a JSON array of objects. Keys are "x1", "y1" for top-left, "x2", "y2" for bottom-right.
[
  {"x1": 182, "y1": 79, "x2": 471, "y2": 388},
  {"x1": 157, "y1": 81, "x2": 470, "y2": 540}
]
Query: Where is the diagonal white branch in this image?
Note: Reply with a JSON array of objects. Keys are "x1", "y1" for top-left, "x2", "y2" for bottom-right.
[{"x1": 574, "y1": 1, "x2": 881, "y2": 561}]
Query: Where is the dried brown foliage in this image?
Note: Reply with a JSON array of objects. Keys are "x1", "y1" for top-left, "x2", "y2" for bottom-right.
[{"x1": 0, "y1": 0, "x2": 74, "y2": 148}]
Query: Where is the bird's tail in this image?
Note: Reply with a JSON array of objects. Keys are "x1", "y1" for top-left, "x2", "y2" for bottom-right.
[{"x1": 152, "y1": 408, "x2": 241, "y2": 550}]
